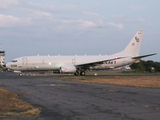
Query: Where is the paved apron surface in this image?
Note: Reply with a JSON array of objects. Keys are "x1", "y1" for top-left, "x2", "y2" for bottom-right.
[{"x1": 0, "y1": 72, "x2": 160, "y2": 120}]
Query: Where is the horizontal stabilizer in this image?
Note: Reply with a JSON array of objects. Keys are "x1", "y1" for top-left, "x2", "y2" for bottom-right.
[{"x1": 132, "y1": 53, "x2": 157, "y2": 59}]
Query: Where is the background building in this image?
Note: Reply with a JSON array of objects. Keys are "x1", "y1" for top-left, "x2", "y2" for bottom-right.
[{"x1": 0, "y1": 46, "x2": 6, "y2": 69}]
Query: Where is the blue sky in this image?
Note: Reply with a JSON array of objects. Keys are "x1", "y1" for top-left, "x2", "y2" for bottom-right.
[{"x1": 0, "y1": 0, "x2": 159, "y2": 62}]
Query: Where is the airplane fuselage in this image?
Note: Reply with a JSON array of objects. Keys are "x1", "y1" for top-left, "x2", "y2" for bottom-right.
[{"x1": 7, "y1": 55, "x2": 136, "y2": 72}]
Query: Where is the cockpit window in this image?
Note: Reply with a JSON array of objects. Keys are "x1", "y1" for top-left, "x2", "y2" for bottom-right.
[
  {"x1": 11, "y1": 60, "x2": 18, "y2": 62},
  {"x1": 0, "y1": 51, "x2": 5, "y2": 53}
]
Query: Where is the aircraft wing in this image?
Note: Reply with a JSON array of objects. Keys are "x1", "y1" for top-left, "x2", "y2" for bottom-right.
[
  {"x1": 132, "y1": 53, "x2": 157, "y2": 59},
  {"x1": 76, "y1": 57, "x2": 125, "y2": 68}
]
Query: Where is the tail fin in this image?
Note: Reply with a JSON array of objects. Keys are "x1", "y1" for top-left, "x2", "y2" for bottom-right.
[{"x1": 121, "y1": 30, "x2": 144, "y2": 56}]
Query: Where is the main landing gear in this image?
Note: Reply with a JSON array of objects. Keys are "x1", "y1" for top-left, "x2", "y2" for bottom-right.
[{"x1": 74, "y1": 70, "x2": 85, "y2": 76}]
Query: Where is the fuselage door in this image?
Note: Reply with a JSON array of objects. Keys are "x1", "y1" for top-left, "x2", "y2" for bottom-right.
[{"x1": 22, "y1": 57, "x2": 28, "y2": 70}]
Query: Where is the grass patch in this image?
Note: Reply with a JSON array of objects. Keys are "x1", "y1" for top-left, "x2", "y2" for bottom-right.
[
  {"x1": 60, "y1": 76, "x2": 160, "y2": 88},
  {"x1": 0, "y1": 88, "x2": 41, "y2": 118}
]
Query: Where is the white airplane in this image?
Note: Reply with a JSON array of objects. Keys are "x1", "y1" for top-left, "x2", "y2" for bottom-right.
[{"x1": 6, "y1": 30, "x2": 156, "y2": 76}]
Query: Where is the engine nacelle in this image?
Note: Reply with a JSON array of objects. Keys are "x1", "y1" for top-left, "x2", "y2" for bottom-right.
[{"x1": 60, "y1": 65, "x2": 77, "y2": 73}]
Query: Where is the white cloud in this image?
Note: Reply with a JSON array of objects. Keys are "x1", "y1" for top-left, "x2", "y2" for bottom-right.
[
  {"x1": 84, "y1": 11, "x2": 101, "y2": 18},
  {"x1": 138, "y1": 18, "x2": 145, "y2": 22},
  {"x1": 84, "y1": 11, "x2": 104, "y2": 25},
  {"x1": 130, "y1": 5, "x2": 146, "y2": 11},
  {"x1": 28, "y1": 2, "x2": 75, "y2": 12},
  {"x1": 0, "y1": 0, "x2": 18, "y2": 9},
  {"x1": 80, "y1": 20, "x2": 96, "y2": 28},
  {"x1": 29, "y1": 10, "x2": 52, "y2": 19},
  {"x1": 0, "y1": 14, "x2": 31, "y2": 28},
  {"x1": 111, "y1": 15, "x2": 132, "y2": 22},
  {"x1": 0, "y1": 14, "x2": 20, "y2": 27},
  {"x1": 51, "y1": 4, "x2": 75, "y2": 11},
  {"x1": 112, "y1": 15, "x2": 145, "y2": 23},
  {"x1": 108, "y1": 22, "x2": 124, "y2": 29},
  {"x1": 61, "y1": 19, "x2": 96, "y2": 30}
]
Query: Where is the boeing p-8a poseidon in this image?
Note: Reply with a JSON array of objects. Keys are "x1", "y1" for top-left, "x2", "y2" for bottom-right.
[{"x1": 6, "y1": 30, "x2": 156, "y2": 76}]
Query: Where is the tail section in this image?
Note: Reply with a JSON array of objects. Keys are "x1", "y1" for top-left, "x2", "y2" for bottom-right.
[
  {"x1": 121, "y1": 30, "x2": 144, "y2": 56},
  {"x1": 113, "y1": 30, "x2": 156, "y2": 59}
]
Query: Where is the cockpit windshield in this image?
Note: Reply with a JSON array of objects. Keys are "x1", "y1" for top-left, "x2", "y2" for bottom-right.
[
  {"x1": 0, "y1": 51, "x2": 5, "y2": 53},
  {"x1": 11, "y1": 60, "x2": 17, "y2": 62}
]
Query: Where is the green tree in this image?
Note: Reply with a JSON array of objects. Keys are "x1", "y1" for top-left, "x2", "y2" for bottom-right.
[
  {"x1": 130, "y1": 60, "x2": 160, "y2": 73},
  {"x1": 130, "y1": 60, "x2": 145, "y2": 72},
  {"x1": 154, "y1": 62, "x2": 160, "y2": 72},
  {"x1": 144, "y1": 60, "x2": 154, "y2": 72}
]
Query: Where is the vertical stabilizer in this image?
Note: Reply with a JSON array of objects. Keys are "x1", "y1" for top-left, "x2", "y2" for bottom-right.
[{"x1": 120, "y1": 30, "x2": 144, "y2": 56}]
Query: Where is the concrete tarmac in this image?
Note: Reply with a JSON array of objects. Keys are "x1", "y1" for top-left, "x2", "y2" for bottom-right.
[{"x1": 0, "y1": 72, "x2": 160, "y2": 120}]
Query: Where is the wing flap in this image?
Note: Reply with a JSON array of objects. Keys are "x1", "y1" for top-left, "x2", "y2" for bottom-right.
[{"x1": 76, "y1": 57, "x2": 125, "y2": 68}]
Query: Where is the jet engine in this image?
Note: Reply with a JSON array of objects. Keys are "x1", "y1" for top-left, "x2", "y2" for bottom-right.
[{"x1": 60, "y1": 65, "x2": 77, "y2": 73}]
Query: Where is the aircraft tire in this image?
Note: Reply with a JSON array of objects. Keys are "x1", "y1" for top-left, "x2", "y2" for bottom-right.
[
  {"x1": 80, "y1": 71, "x2": 85, "y2": 76},
  {"x1": 74, "y1": 72, "x2": 79, "y2": 76}
]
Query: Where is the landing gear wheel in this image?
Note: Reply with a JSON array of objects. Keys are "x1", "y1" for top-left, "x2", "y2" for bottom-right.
[
  {"x1": 80, "y1": 71, "x2": 85, "y2": 76},
  {"x1": 74, "y1": 70, "x2": 86, "y2": 76},
  {"x1": 74, "y1": 71, "x2": 79, "y2": 76}
]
